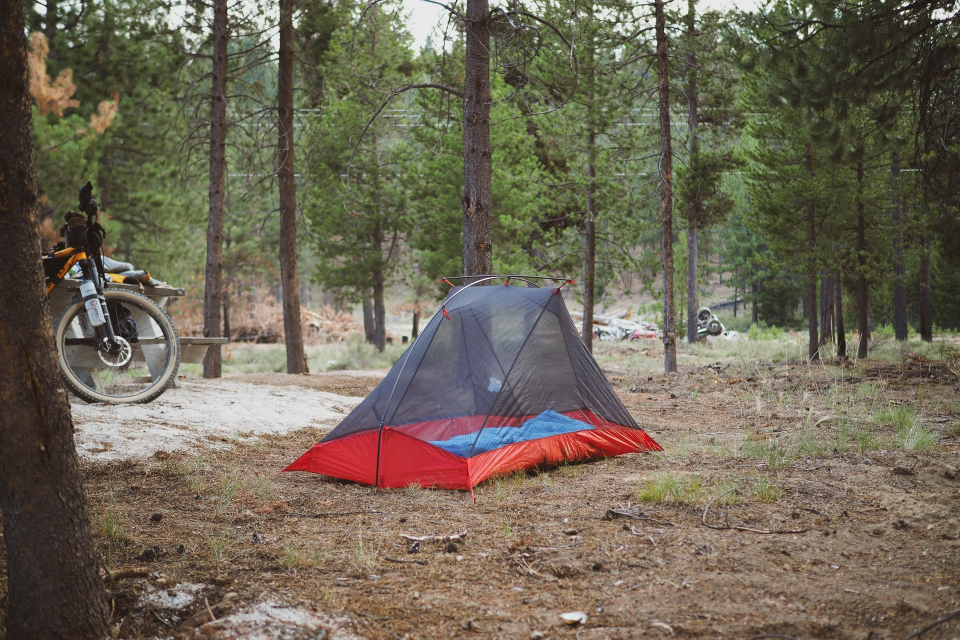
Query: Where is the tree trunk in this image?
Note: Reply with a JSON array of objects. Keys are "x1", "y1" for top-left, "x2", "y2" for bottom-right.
[
  {"x1": 891, "y1": 151, "x2": 908, "y2": 341},
  {"x1": 685, "y1": 0, "x2": 700, "y2": 344},
  {"x1": 806, "y1": 142, "x2": 819, "y2": 361},
  {"x1": 919, "y1": 234, "x2": 932, "y2": 342},
  {"x1": 582, "y1": 131, "x2": 597, "y2": 353},
  {"x1": 461, "y1": 0, "x2": 492, "y2": 280},
  {"x1": 223, "y1": 277, "x2": 231, "y2": 340},
  {"x1": 278, "y1": 0, "x2": 306, "y2": 374},
  {"x1": 835, "y1": 273, "x2": 846, "y2": 358},
  {"x1": 362, "y1": 290, "x2": 375, "y2": 344},
  {"x1": 203, "y1": 0, "x2": 228, "y2": 378},
  {"x1": 856, "y1": 161, "x2": 870, "y2": 359},
  {"x1": 819, "y1": 272, "x2": 834, "y2": 346},
  {"x1": 752, "y1": 283, "x2": 759, "y2": 324},
  {"x1": 655, "y1": 0, "x2": 677, "y2": 373},
  {"x1": 373, "y1": 223, "x2": 386, "y2": 352},
  {"x1": 0, "y1": 6, "x2": 110, "y2": 635},
  {"x1": 411, "y1": 308, "x2": 420, "y2": 340}
]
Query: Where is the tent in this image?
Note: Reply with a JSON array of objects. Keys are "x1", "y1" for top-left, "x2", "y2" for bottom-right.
[{"x1": 285, "y1": 277, "x2": 661, "y2": 490}]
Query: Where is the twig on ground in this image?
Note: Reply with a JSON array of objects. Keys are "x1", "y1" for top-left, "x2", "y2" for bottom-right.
[
  {"x1": 702, "y1": 490, "x2": 808, "y2": 535},
  {"x1": 275, "y1": 510, "x2": 383, "y2": 518},
  {"x1": 103, "y1": 567, "x2": 151, "y2": 581},
  {"x1": 385, "y1": 556, "x2": 427, "y2": 566},
  {"x1": 746, "y1": 635, "x2": 800, "y2": 640},
  {"x1": 400, "y1": 530, "x2": 468, "y2": 544},
  {"x1": 603, "y1": 506, "x2": 676, "y2": 526},
  {"x1": 903, "y1": 607, "x2": 960, "y2": 639}
]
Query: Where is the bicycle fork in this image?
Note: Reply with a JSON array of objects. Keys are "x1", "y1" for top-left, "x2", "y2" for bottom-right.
[{"x1": 78, "y1": 258, "x2": 123, "y2": 354}]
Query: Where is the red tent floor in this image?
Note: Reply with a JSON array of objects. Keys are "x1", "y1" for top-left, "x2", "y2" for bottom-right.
[{"x1": 284, "y1": 414, "x2": 661, "y2": 490}]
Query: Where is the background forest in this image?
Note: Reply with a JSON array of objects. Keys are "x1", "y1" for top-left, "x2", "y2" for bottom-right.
[{"x1": 26, "y1": 0, "x2": 960, "y2": 361}]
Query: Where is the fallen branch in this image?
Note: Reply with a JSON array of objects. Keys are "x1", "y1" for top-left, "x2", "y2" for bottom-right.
[
  {"x1": 701, "y1": 490, "x2": 808, "y2": 535},
  {"x1": 904, "y1": 607, "x2": 960, "y2": 639},
  {"x1": 400, "y1": 530, "x2": 468, "y2": 544},
  {"x1": 104, "y1": 567, "x2": 150, "y2": 581},
  {"x1": 385, "y1": 556, "x2": 427, "y2": 566}
]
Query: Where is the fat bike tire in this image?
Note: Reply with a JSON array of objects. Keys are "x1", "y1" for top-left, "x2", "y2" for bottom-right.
[{"x1": 54, "y1": 288, "x2": 181, "y2": 404}]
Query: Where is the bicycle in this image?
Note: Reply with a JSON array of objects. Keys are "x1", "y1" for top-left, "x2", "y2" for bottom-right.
[{"x1": 42, "y1": 182, "x2": 181, "y2": 404}]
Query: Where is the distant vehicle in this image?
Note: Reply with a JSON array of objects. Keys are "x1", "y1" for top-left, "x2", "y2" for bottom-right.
[{"x1": 697, "y1": 307, "x2": 725, "y2": 339}]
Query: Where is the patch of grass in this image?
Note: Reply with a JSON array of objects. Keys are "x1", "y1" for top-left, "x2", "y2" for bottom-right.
[
  {"x1": 873, "y1": 405, "x2": 917, "y2": 430},
  {"x1": 794, "y1": 421, "x2": 830, "y2": 457},
  {"x1": 207, "y1": 533, "x2": 234, "y2": 565},
  {"x1": 252, "y1": 475, "x2": 276, "y2": 500},
  {"x1": 833, "y1": 418, "x2": 851, "y2": 454},
  {"x1": 352, "y1": 530, "x2": 379, "y2": 574},
  {"x1": 740, "y1": 438, "x2": 793, "y2": 468},
  {"x1": 753, "y1": 475, "x2": 782, "y2": 503},
  {"x1": 95, "y1": 494, "x2": 128, "y2": 542},
  {"x1": 636, "y1": 474, "x2": 707, "y2": 505},
  {"x1": 279, "y1": 545, "x2": 324, "y2": 571},
  {"x1": 894, "y1": 423, "x2": 936, "y2": 451},
  {"x1": 856, "y1": 427, "x2": 880, "y2": 453},
  {"x1": 215, "y1": 471, "x2": 244, "y2": 516}
]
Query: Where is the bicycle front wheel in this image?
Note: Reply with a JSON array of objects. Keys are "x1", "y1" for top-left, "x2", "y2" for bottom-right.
[{"x1": 54, "y1": 288, "x2": 181, "y2": 403}]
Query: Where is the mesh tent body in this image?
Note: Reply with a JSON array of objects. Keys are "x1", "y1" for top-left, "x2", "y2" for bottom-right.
[{"x1": 285, "y1": 283, "x2": 660, "y2": 489}]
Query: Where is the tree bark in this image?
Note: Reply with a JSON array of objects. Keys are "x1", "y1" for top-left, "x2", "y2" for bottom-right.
[
  {"x1": 819, "y1": 272, "x2": 834, "y2": 346},
  {"x1": 856, "y1": 161, "x2": 870, "y2": 359},
  {"x1": 278, "y1": 0, "x2": 306, "y2": 374},
  {"x1": 461, "y1": 0, "x2": 493, "y2": 280},
  {"x1": 919, "y1": 233, "x2": 932, "y2": 342},
  {"x1": 891, "y1": 151, "x2": 908, "y2": 341},
  {"x1": 372, "y1": 223, "x2": 386, "y2": 352},
  {"x1": 362, "y1": 290, "x2": 375, "y2": 344},
  {"x1": 806, "y1": 142, "x2": 819, "y2": 361},
  {"x1": 203, "y1": 0, "x2": 228, "y2": 378},
  {"x1": 685, "y1": 0, "x2": 700, "y2": 344},
  {"x1": 0, "y1": 5, "x2": 110, "y2": 635},
  {"x1": 835, "y1": 273, "x2": 846, "y2": 358},
  {"x1": 752, "y1": 283, "x2": 759, "y2": 324},
  {"x1": 582, "y1": 131, "x2": 597, "y2": 353},
  {"x1": 655, "y1": 0, "x2": 677, "y2": 373}
]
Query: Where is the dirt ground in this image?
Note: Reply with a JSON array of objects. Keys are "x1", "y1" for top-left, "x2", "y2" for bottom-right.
[{"x1": 7, "y1": 358, "x2": 960, "y2": 640}]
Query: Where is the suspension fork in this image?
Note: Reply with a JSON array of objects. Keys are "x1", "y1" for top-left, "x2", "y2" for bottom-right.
[{"x1": 78, "y1": 258, "x2": 121, "y2": 351}]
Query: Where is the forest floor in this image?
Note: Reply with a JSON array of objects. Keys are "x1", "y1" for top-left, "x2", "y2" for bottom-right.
[{"x1": 16, "y1": 344, "x2": 960, "y2": 639}]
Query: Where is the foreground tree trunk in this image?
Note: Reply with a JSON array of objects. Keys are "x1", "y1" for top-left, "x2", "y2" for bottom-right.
[
  {"x1": 685, "y1": 0, "x2": 701, "y2": 344},
  {"x1": 856, "y1": 161, "x2": 870, "y2": 359},
  {"x1": 461, "y1": 0, "x2": 493, "y2": 280},
  {"x1": 0, "y1": 5, "x2": 110, "y2": 635},
  {"x1": 278, "y1": 0, "x2": 306, "y2": 373},
  {"x1": 806, "y1": 143, "x2": 819, "y2": 361},
  {"x1": 655, "y1": 0, "x2": 677, "y2": 373},
  {"x1": 891, "y1": 152, "x2": 908, "y2": 341},
  {"x1": 919, "y1": 234, "x2": 932, "y2": 342},
  {"x1": 203, "y1": 0, "x2": 228, "y2": 378}
]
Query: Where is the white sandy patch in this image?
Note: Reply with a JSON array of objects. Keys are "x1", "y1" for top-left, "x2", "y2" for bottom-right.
[
  {"x1": 196, "y1": 597, "x2": 365, "y2": 640},
  {"x1": 72, "y1": 379, "x2": 363, "y2": 462},
  {"x1": 138, "y1": 582, "x2": 207, "y2": 610}
]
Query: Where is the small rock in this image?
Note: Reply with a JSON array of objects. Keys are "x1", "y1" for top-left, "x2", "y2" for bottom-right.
[
  {"x1": 562, "y1": 528, "x2": 578, "y2": 536},
  {"x1": 367, "y1": 574, "x2": 381, "y2": 580},
  {"x1": 461, "y1": 620, "x2": 475, "y2": 630},
  {"x1": 530, "y1": 632, "x2": 546, "y2": 640},
  {"x1": 251, "y1": 531, "x2": 263, "y2": 544},
  {"x1": 408, "y1": 540, "x2": 421, "y2": 554},
  {"x1": 891, "y1": 466, "x2": 915, "y2": 476},
  {"x1": 592, "y1": 562, "x2": 603, "y2": 571},
  {"x1": 942, "y1": 466, "x2": 958, "y2": 480},
  {"x1": 871, "y1": 527, "x2": 885, "y2": 536},
  {"x1": 559, "y1": 611, "x2": 587, "y2": 626},
  {"x1": 444, "y1": 541, "x2": 459, "y2": 553},
  {"x1": 862, "y1": 458, "x2": 874, "y2": 466},
  {"x1": 176, "y1": 543, "x2": 188, "y2": 555},
  {"x1": 150, "y1": 513, "x2": 163, "y2": 522}
]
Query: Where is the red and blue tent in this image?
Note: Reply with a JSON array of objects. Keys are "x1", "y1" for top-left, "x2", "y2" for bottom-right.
[{"x1": 285, "y1": 277, "x2": 660, "y2": 490}]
